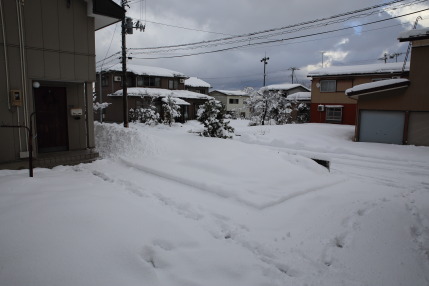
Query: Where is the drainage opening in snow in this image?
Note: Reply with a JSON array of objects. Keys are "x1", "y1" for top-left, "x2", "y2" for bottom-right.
[{"x1": 311, "y1": 158, "x2": 330, "y2": 171}]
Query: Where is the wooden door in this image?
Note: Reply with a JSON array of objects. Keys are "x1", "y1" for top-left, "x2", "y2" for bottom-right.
[{"x1": 34, "y1": 87, "x2": 69, "y2": 153}]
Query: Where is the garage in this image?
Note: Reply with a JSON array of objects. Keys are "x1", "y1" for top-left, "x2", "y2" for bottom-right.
[
  {"x1": 408, "y1": 112, "x2": 429, "y2": 146},
  {"x1": 359, "y1": 110, "x2": 405, "y2": 144}
]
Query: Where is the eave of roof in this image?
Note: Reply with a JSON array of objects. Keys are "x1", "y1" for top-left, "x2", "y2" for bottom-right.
[
  {"x1": 307, "y1": 62, "x2": 409, "y2": 78},
  {"x1": 85, "y1": 0, "x2": 125, "y2": 31},
  {"x1": 346, "y1": 79, "x2": 410, "y2": 99},
  {"x1": 398, "y1": 28, "x2": 429, "y2": 42},
  {"x1": 264, "y1": 83, "x2": 310, "y2": 92},
  {"x1": 211, "y1": 90, "x2": 249, "y2": 96}
]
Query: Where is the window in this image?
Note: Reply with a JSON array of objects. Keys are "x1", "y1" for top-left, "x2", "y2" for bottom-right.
[
  {"x1": 144, "y1": 77, "x2": 161, "y2": 87},
  {"x1": 136, "y1": 100, "x2": 142, "y2": 109},
  {"x1": 136, "y1": 76, "x2": 144, "y2": 87},
  {"x1": 320, "y1": 80, "x2": 336, "y2": 92},
  {"x1": 120, "y1": 76, "x2": 132, "y2": 87},
  {"x1": 168, "y1": 79, "x2": 178, "y2": 89},
  {"x1": 101, "y1": 75, "x2": 109, "y2": 87},
  {"x1": 326, "y1": 107, "x2": 342, "y2": 122},
  {"x1": 229, "y1": 98, "x2": 239, "y2": 104}
]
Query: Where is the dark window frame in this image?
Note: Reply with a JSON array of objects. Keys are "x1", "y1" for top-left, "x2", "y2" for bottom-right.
[
  {"x1": 326, "y1": 107, "x2": 342, "y2": 122},
  {"x1": 320, "y1": 80, "x2": 337, "y2": 92}
]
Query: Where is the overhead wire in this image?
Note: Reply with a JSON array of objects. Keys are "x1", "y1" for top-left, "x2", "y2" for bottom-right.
[
  {"x1": 95, "y1": 0, "x2": 428, "y2": 65},
  {"x1": 130, "y1": 8, "x2": 429, "y2": 60},
  {"x1": 129, "y1": 0, "x2": 423, "y2": 52},
  {"x1": 97, "y1": 22, "x2": 119, "y2": 70},
  {"x1": 131, "y1": 0, "x2": 428, "y2": 55}
]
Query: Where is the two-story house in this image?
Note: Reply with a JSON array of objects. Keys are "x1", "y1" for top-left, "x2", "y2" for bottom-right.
[
  {"x1": 0, "y1": 0, "x2": 124, "y2": 170},
  {"x1": 96, "y1": 64, "x2": 212, "y2": 122},
  {"x1": 345, "y1": 28, "x2": 429, "y2": 146},
  {"x1": 185, "y1": 77, "x2": 211, "y2": 95},
  {"x1": 308, "y1": 62, "x2": 409, "y2": 125},
  {"x1": 209, "y1": 90, "x2": 250, "y2": 119}
]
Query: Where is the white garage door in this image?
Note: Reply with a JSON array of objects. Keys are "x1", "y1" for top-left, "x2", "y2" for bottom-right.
[
  {"x1": 408, "y1": 112, "x2": 429, "y2": 146},
  {"x1": 359, "y1": 110, "x2": 405, "y2": 144}
]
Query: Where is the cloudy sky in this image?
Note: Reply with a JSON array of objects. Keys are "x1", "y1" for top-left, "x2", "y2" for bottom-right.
[{"x1": 95, "y1": 0, "x2": 429, "y2": 90}]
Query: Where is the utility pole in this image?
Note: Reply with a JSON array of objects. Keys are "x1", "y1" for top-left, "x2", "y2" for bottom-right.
[
  {"x1": 121, "y1": 0, "x2": 145, "y2": 128},
  {"x1": 99, "y1": 72, "x2": 103, "y2": 122},
  {"x1": 378, "y1": 53, "x2": 389, "y2": 64},
  {"x1": 389, "y1": 52, "x2": 403, "y2": 62},
  {"x1": 121, "y1": 0, "x2": 129, "y2": 128},
  {"x1": 288, "y1": 67, "x2": 300, "y2": 84},
  {"x1": 261, "y1": 54, "x2": 269, "y2": 86},
  {"x1": 321, "y1": 51, "x2": 325, "y2": 68}
]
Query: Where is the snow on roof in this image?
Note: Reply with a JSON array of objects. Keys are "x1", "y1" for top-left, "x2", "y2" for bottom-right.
[
  {"x1": 109, "y1": 87, "x2": 213, "y2": 100},
  {"x1": 185, "y1": 77, "x2": 211, "y2": 88},
  {"x1": 105, "y1": 64, "x2": 187, "y2": 78},
  {"x1": 345, "y1": 78, "x2": 410, "y2": 99},
  {"x1": 213, "y1": 90, "x2": 249, "y2": 96},
  {"x1": 161, "y1": 97, "x2": 190, "y2": 106},
  {"x1": 286, "y1": 92, "x2": 311, "y2": 101},
  {"x1": 398, "y1": 28, "x2": 429, "y2": 41},
  {"x1": 265, "y1": 83, "x2": 310, "y2": 92},
  {"x1": 308, "y1": 62, "x2": 409, "y2": 77}
]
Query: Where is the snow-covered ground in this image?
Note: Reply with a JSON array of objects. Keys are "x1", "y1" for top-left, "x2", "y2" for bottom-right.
[{"x1": 1, "y1": 120, "x2": 428, "y2": 286}]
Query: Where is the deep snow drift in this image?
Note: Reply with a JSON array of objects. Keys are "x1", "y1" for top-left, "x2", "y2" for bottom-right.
[{"x1": 1, "y1": 121, "x2": 428, "y2": 286}]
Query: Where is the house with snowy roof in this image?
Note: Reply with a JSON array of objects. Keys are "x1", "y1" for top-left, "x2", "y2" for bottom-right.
[
  {"x1": 264, "y1": 83, "x2": 310, "y2": 96},
  {"x1": 0, "y1": 0, "x2": 124, "y2": 170},
  {"x1": 345, "y1": 28, "x2": 429, "y2": 146},
  {"x1": 185, "y1": 77, "x2": 211, "y2": 95},
  {"x1": 209, "y1": 90, "x2": 251, "y2": 119},
  {"x1": 108, "y1": 87, "x2": 213, "y2": 123},
  {"x1": 307, "y1": 62, "x2": 409, "y2": 125},
  {"x1": 96, "y1": 65, "x2": 212, "y2": 122}
]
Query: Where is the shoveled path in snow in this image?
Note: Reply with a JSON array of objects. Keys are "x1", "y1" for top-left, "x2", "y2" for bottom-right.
[{"x1": 89, "y1": 121, "x2": 429, "y2": 286}]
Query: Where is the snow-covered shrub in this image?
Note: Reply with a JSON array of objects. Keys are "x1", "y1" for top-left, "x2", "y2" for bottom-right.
[
  {"x1": 129, "y1": 107, "x2": 160, "y2": 126},
  {"x1": 93, "y1": 94, "x2": 111, "y2": 112},
  {"x1": 162, "y1": 95, "x2": 181, "y2": 126},
  {"x1": 197, "y1": 98, "x2": 234, "y2": 139},
  {"x1": 246, "y1": 88, "x2": 308, "y2": 125},
  {"x1": 245, "y1": 89, "x2": 279, "y2": 126},
  {"x1": 273, "y1": 101, "x2": 293, "y2": 125},
  {"x1": 296, "y1": 102, "x2": 310, "y2": 123}
]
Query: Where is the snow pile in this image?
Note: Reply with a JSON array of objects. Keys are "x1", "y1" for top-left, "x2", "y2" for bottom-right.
[{"x1": 94, "y1": 122, "x2": 162, "y2": 158}]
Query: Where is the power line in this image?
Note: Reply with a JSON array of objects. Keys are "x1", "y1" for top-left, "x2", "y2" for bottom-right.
[
  {"x1": 129, "y1": 0, "x2": 421, "y2": 52},
  {"x1": 130, "y1": 8, "x2": 429, "y2": 60},
  {"x1": 130, "y1": 0, "x2": 427, "y2": 55},
  {"x1": 98, "y1": 22, "x2": 119, "y2": 69},
  {"x1": 96, "y1": 0, "x2": 427, "y2": 63},
  {"x1": 143, "y1": 19, "x2": 236, "y2": 36}
]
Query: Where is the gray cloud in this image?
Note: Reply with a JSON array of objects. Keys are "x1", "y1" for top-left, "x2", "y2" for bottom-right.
[{"x1": 96, "y1": 0, "x2": 429, "y2": 90}]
